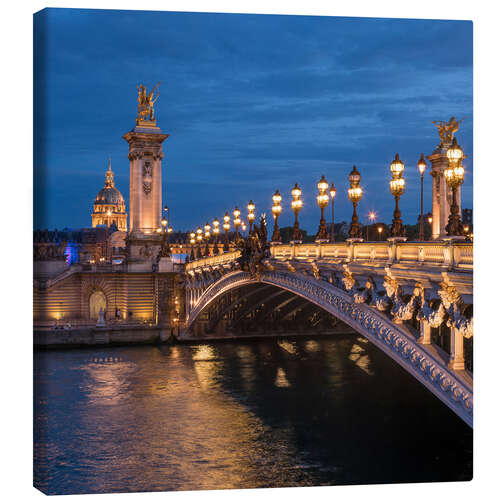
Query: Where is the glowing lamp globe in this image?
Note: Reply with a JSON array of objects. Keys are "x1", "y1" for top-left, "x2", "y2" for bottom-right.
[
  {"x1": 418, "y1": 153, "x2": 427, "y2": 176},
  {"x1": 390, "y1": 153, "x2": 405, "y2": 176}
]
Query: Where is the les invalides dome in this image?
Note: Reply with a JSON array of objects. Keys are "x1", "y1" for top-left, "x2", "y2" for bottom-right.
[{"x1": 91, "y1": 159, "x2": 128, "y2": 232}]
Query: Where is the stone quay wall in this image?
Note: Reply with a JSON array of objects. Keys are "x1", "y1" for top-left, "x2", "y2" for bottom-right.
[
  {"x1": 34, "y1": 268, "x2": 184, "y2": 329},
  {"x1": 34, "y1": 325, "x2": 172, "y2": 347}
]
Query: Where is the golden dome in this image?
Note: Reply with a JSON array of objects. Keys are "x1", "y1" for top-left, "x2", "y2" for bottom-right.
[
  {"x1": 94, "y1": 186, "x2": 125, "y2": 206},
  {"x1": 94, "y1": 160, "x2": 125, "y2": 206},
  {"x1": 91, "y1": 159, "x2": 128, "y2": 231}
]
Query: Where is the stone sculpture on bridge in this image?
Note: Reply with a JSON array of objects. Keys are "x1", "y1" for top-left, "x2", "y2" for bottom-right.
[
  {"x1": 237, "y1": 214, "x2": 270, "y2": 279},
  {"x1": 431, "y1": 116, "x2": 464, "y2": 146},
  {"x1": 136, "y1": 82, "x2": 160, "y2": 123}
]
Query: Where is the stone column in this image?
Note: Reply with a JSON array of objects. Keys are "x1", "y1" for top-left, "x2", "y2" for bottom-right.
[
  {"x1": 448, "y1": 326, "x2": 465, "y2": 371},
  {"x1": 418, "y1": 320, "x2": 431, "y2": 345},
  {"x1": 123, "y1": 124, "x2": 168, "y2": 234},
  {"x1": 430, "y1": 171, "x2": 440, "y2": 240},
  {"x1": 428, "y1": 146, "x2": 450, "y2": 240}
]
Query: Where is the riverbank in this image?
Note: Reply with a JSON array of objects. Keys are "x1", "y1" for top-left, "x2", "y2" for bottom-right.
[
  {"x1": 34, "y1": 325, "x2": 170, "y2": 348},
  {"x1": 33, "y1": 325, "x2": 354, "y2": 349}
]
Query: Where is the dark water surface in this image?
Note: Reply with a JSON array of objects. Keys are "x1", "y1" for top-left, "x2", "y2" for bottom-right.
[{"x1": 34, "y1": 335, "x2": 472, "y2": 494}]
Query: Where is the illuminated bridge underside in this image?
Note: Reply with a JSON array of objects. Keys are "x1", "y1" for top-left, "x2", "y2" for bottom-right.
[
  {"x1": 185, "y1": 270, "x2": 473, "y2": 427},
  {"x1": 191, "y1": 282, "x2": 345, "y2": 337}
]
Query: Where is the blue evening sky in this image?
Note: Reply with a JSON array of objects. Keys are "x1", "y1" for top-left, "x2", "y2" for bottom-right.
[{"x1": 34, "y1": 8, "x2": 472, "y2": 233}]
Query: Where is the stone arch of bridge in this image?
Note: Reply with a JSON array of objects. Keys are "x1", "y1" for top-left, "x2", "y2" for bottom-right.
[{"x1": 185, "y1": 270, "x2": 473, "y2": 427}]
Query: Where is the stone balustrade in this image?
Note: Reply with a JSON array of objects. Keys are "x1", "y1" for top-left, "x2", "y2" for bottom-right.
[
  {"x1": 270, "y1": 240, "x2": 472, "y2": 270},
  {"x1": 185, "y1": 250, "x2": 242, "y2": 272},
  {"x1": 185, "y1": 241, "x2": 473, "y2": 273}
]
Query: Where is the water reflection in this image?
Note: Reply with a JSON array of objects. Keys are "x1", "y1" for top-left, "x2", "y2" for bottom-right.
[
  {"x1": 34, "y1": 335, "x2": 472, "y2": 495},
  {"x1": 348, "y1": 343, "x2": 374, "y2": 376},
  {"x1": 278, "y1": 339, "x2": 298, "y2": 355},
  {"x1": 305, "y1": 340, "x2": 320, "y2": 352},
  {"x1": 275, "y1": 367, "x2": 292, "y2": 388}
]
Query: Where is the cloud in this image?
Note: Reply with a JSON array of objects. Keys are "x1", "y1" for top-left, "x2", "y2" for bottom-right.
[{"x1": 34, "y1": 9, "x2": 473, "y2": 232}]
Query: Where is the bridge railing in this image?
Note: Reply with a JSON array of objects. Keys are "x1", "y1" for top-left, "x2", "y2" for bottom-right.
[
  {"x1": 270, "y1": 240, "x2": 472, "y2": 270},
  {"x1": 185, "y1": 250, "x2": 241, "y2": 272},
  {"x1": 185, "y1": 241, "x2": 473, "y2": 271}
]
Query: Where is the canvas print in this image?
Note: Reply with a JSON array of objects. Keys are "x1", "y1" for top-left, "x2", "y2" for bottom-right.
[{"x1": 33, "y1": 8, "x2": 473, "y2": 495}]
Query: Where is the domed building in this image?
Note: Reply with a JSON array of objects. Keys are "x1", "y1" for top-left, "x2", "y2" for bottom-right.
[{"x1": 91, "y1": 160, "x2": 128, "y2": 231}]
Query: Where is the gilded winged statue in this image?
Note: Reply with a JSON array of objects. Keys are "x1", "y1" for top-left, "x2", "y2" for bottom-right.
[
  {"x1": 431, "y1": 116, "x2": 464, "y2": 145},
  {"x1": 137, "y1": 82, "x2": 161, "y2": 122},
  {"x1": 237, "y1": 214, "x2": 270, "y2": 279}
]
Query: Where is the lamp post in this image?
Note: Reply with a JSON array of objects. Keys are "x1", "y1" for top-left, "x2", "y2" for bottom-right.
[
  {"x1": 444, "y1": 138, "x2": 465, "y2": 237},
  {"x1": 167, "y1": 226, "x2": 173, "y2": 251},
  {"x1": 329, "y1": 183, "x2": 336, "y2": 242},
  {"x1": 271, "y1": 189, "x2": 282, "y2": 244},
  {"x1": 203, "y1": 222, "x2": 211, "y2": 257},
  {"x1": 427, "y1": 216, "x2": 433, "y2": 240},
  {"x1": 212, "y1": 218, "x2": 220, "y2": 255},
  {"x1": 347, "y1": 166, "x2": 363, "y2": 239},
  {"x1": 196, "y1": 227, "x2": 203, "y2": 259},
  {"x1": 291, "y1": 183, "x2": 303, "y2": 243},
  {"x1": 418, "y1": 153, "x2": 427, "y2": 241},
  {"x1": 189, "y1": 231, "x2": 196, "y2": 261},
  {"x1": 159, "y1": 215, "x2": 171, "y2": 257},
  {"x1": 389, "y1": 153, "x2": 406, "y2": 238},
  {"x1": 377, "y1": 225, "x2": 383, "y2": 240},
  {"x1": 233, "y1": 207, "x2": 241, "y2": 242},
  {"x1": 223, "y1": 212, "x2": 231, "y2": 252},
  {"x1": 367, "y1": 211, "x2": 376, "y2": 241},
  {"x1": 247, "y1": 200, "x2": 255, "y2": 235},
  {"x1": 315, "y1": 175, "x2": 329, "y2": 243}
]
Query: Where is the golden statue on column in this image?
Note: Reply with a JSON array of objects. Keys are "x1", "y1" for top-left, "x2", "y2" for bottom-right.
[
  {"x1": 431, "y1": 116, "x2": 464, "y2": 146},
  {"x1": 136, "y1": 82, "x2": 161, "y2": 125}
]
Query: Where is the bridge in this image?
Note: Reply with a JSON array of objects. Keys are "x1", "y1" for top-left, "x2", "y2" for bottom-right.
[{"x1": 183, "y1": 238, "x2": 473, "y2": 427}]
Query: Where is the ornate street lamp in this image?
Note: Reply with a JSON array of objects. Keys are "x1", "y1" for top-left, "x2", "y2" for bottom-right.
[
  {"x1": 329, "y1": 183, "x2": 336, "y2": 242},
  {"x1": 389, "y1": 154, "x2": 406, "y2": 238},
  {"x1": 247, "y1": 200, "x2": 256, "y2": 234},
  {"x1": 271, "y1": 189, "x2": 283, "y2": 244},
  {"x1": 203, "y1": 222, "x2": 211, "y2": 257},
  {"x1": 418, "y1": 153, "x2": 427, "y2": 240},
  {"x1": 347, "y1": 166, "x2": 363, "y2": 239},
  {"x1": 189, "y1": 231, "x2": 196, "y2": 261},
  {"x1": 223, "y1": 212, "x2": 231, "y2": 252},
  {"x1": 196, "y1": 227, "x2": 203, "y2": 259},
  {"x1": 444, "y1": 137, "x2": 465, "y2": 236},
  {"x1": 291, "y1": 183, "x2": 303, "y2": 243},
  {"x1": 212, "y1": 218, "x2": 220, "y2": 255},
  {"x1": 367, "y1": 211, "x2": 376, "y2": 240},
  {"x1": 159, "y1": 215, "x2": 171, "y2": 257},
  {"x1": 315, "y1": 175, "x2": 329, "y2": 243},
  {"x1": 233, "y1": 207, "x2": 241, "y2": 241}
]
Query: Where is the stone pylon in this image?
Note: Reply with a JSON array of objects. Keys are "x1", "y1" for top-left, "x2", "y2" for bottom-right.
[
  {"x1": 428, "y1": 144, "x2": 461, "y2": 240},
  {"x1": 123, "y1": 122, "x2": 169, "y2": 234}
]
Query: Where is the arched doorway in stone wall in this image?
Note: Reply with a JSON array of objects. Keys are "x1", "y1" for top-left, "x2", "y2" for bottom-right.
[{"x1": 89, "y1": 290, "x2": 107, "y2": 320}]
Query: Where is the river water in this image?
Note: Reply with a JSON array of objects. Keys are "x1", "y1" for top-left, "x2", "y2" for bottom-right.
[{"x1": 34, "y1": 335, "x2": 472, "y2": 494}]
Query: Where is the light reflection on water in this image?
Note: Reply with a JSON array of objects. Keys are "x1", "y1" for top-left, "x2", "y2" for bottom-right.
[{"x1": 34, "y1": 335, "x2": 472, "y2": 495}]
